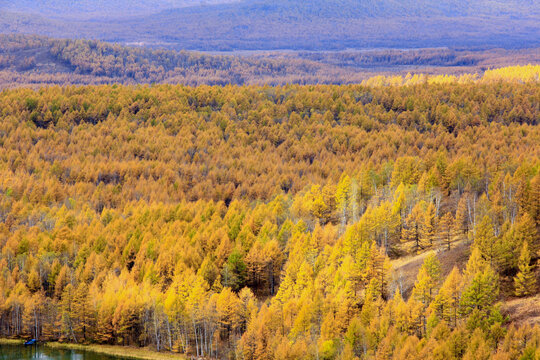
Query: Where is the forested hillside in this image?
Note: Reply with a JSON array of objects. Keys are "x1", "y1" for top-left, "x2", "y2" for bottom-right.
[
  {"x1": 0, "y1": 66, "x2": 539, "y2": 359},
  {"x1": 0, "y1": 35, "x2": 356, "y2": 87},
  {"x1": 1, "y1": 35, "x2": 539, "y2": 88},
  {"x1": 1, "y1": 0, "x2": 538, "y2": 50},
  {"x1": 2, "y1": 0, "x2": 535, "y2": 18},
  {"x1": 0, "y1": 0, "x2": 238, "y2": 18}
]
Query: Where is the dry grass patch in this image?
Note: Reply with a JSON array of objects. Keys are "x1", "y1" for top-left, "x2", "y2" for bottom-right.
[
  {"x1": 502, "y1": 294, "x2": 540, "y2": 326},
  {"x1": 391, "y1": 240, "x2": 471, "y2": 299},
  {"x1": 0, "y1": 338, "x2": 24, "y2": 345},
  {"x1": 45, "y1": 342, "x2": 185, "y2": 360}
]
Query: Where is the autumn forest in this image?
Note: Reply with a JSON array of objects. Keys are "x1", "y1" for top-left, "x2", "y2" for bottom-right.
[{"x1": 0, "y1": 65, "x2": 539, "y2": 359}]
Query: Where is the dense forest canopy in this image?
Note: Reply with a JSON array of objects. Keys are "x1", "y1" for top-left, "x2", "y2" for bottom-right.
[{"x1": 0, "y1": 67, "x2": 539, "y2": 359}]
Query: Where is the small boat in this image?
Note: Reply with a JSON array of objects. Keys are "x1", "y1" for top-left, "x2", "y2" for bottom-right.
[{"x1": 24, "y1": 339, "x2": 37, "y2": 346}]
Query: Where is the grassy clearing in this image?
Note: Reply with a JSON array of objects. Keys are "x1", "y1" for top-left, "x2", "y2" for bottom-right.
[
  {"x1": 44, "y1": 343, "x2": 185, "y2": 360},
  {"x1": 391, "y1": 240, "x2": 471, "y2": 298},
  {"x1": 0, "y1": 338, "x2": 24, "y2": 345},
  {"x1": 0, "y1": 340, "x2": 184, "y2": 360}
]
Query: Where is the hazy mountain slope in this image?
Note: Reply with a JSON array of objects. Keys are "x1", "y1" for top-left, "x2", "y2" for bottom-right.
[
  {"x1": 111, "y1": 0, "x2": 540, "y2": 50},
  {"x1": 0, "y1": 0, "x2": 239, "y2": 18},
  {"x1": 0, "y1": 0, "x2": 538, "y2": 50},
  {"x1": 210, "y1": 0, "x2": 538, "y2": 18}
]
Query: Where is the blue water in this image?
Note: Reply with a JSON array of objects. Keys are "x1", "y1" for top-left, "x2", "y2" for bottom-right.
[{"x1": 0, "y1": 344, "x2": 130, "y2": 360}]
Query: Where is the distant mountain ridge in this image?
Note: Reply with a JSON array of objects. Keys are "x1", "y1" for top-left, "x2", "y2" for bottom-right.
[
  {"x1": 183, "y1": 0, "x2": 537, "y2": 18},
  {"x1": 0, "y1": 0, "x2": 240, "y2": 18},
  {"x1": 2, "y1": 0, "x2": 537, "y2": 18},
  {"x1": 0, "y1": 0, "x2": 538, "y2": 50}
]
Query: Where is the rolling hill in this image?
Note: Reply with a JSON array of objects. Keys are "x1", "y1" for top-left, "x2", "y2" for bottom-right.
[{"x1": 1, "y1": 35, "x2": 538, "y2": 88}]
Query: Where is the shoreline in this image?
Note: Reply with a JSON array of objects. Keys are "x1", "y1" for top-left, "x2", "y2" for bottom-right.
[{"x1": 0, "y1": 339, "x2": 185, "y2": 360}]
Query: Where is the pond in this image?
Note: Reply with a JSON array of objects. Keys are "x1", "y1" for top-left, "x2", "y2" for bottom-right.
[{"x1": 0, "y1": 344, "x2": 129, "y2": 360}]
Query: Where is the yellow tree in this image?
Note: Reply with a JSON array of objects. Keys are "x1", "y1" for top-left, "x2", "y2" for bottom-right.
[
  {"x1": 27, "y1": 268, "x2": 41, "y2": 294},
  {"x1": 364, "y1": 242, "x2": 391, "y2": 300},
  {"x1": 473, "y1": 216, "x2": 500, "y2": 267},
  {"x1": 216, "y1": 287, "x2": 240, "y2": 342},
  {"x1": 422, "y1": 203, "x2": 437, "y2": 249},
  {"x1": 74, "y1": 283, "x2": 94, "y2": 342},
  {"x1": 60, "y1": 283, "x2": 77, "y2": 342},
  {"x1": 412, "y1": 254, "x2": 441, "y2": 335},
  {"x1": 463, "y1": 329, "x2": 492, "y2": 360},
  {"x1": 438, "y1": 212, "x2": 454, "y2": 250},
  {"x1": 527, "y1": 174, "x2": 540, "y2": 227},
  {"x1": 336, "y1": 174, "x2": 352, "y2": 229},
  {"x1": 514, "y1": 242, "x2": 537, "y2": 297},
  {"x1": 431, "y1": 267, "x2": 462, "y2": 328},
  {"x1": 514, "y1": 213, "x2": 539, "y2": 255},
  {"x1": 373, "y1": 201, "x2": 400, "y2": 255},
  {"x1": 454, "y1": 196, "x2": 469, "y2": 238},
  {"x1": 23, "y1": 292, "x2": 45, "y2": 340},
  {"x1": 238, "y1": 287, "x2": 257, "y2": 334},
  {"x1": 402, "y1": 203, "x2": 424, "y2": 254}
]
